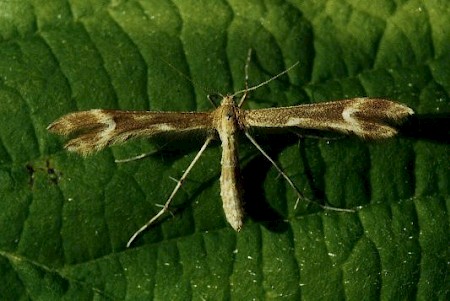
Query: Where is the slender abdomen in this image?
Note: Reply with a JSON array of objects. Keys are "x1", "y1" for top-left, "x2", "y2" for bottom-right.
[
  {"x1": 214, "y1": 98, "x2": 245, "y2": 231},
  {"x1": 219, "y1": 129, "x2": 244, "y2": 231}
]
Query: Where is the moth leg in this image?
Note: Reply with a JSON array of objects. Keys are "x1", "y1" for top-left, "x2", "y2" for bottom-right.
[
  {"x1": 127, "y1": 135, "x2": 214, "y2": 247},
  {"x1": 115, "y1": 140, "x2": 174, "y2": 163},
  {"x1": 114, "y1": 150, "x2": 159, "y2": 163},
  {"x1": 244, "y1": 131, "x2": 354, "y2": 213},
  {"x1": 291, "y1": 130, "x2": 345, "y2": 141}
]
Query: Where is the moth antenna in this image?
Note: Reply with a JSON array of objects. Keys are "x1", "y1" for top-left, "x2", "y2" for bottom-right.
[
  {"x1": 244, "y1": 48, "x2": 252, "y2": 92},
  {"x1": 160, "y1": 57, "x2": 217, "y2": 108},
  {"x1": 236, "y1": 48, "x2": 253, "y2": 108},
  {"x1": 233, "y1": 60, "x2": 300, "y2": 103},
  {"x1": 207, "y1": 93, "x2": 224, "y2": 108}
]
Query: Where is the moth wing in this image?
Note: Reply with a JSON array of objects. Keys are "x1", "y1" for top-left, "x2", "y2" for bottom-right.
[
  {"x1": 48, "y1": 110, "x2": 212, "y2": 155},
  {"x1": 244, "y1": 98, "x2": 413, "y2": 139}
]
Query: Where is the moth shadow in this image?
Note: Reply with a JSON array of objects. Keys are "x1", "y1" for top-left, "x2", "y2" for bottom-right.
[
  {"x1": 400, "y1": 113, "x2": 450, "y2": 143},
  {"x1": 241, "y1": 151, "x2": 289, "y2": 232},
  {"x1": 152, "y1": 132, "x2": 213, "y2": 154},
  {"x1": 241, "y1": 132, "x2": 326, "y2": 233}
]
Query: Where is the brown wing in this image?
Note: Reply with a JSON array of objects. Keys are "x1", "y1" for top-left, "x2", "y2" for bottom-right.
[
  {"x1": 48, "y1": 109, "x2": 212, "y2": 155},
  {"x1": 244, "y1": 98, "x2": 414, "y2": 139}
]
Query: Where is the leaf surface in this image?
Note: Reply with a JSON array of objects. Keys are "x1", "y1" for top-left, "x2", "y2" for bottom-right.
[{"x1": 0, "y1": 0, "x2": 448, "y2": 300}]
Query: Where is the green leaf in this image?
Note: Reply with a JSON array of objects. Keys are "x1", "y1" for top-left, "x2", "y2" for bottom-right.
[{"x1": 0, "y1": 0, "x2": 448, "y2": 300}]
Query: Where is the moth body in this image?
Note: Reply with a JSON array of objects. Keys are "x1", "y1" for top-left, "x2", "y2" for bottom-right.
[
  {"x1": 47, "y1": 61, "x2": 414, "y2": 246},
  {"x1": 212, "y1": 96, "x2": 245, "y2": 231}
]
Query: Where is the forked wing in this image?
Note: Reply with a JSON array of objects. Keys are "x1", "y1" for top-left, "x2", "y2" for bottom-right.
[
  {"x1": 48, "y1": 110, "x2": 212, "y2": 155},
  {"x1": 244, "y1": 98, "x2": 414, "y2": 139}
]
